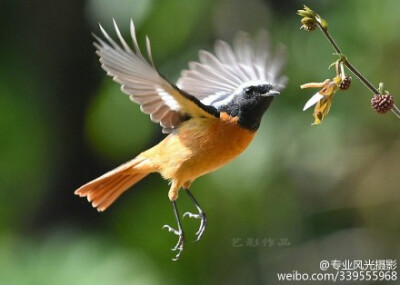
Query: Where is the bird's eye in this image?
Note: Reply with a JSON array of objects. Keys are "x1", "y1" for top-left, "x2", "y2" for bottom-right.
[{"x1": 245, "y1": 87, "x2": 253, "y2": 95}]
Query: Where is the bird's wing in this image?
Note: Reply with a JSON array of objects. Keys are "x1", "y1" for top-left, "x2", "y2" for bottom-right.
[
  {"x1": 94, "y1": 20, "x2": 219, "y2": 133},
  {"x1": 177, "y1": 30, "x2": 287, "y2": 108}
]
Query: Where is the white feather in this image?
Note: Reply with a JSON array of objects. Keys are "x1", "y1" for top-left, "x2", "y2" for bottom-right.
[
  {"x1": 303, "y1": 92, "x2": 324, "y2": 111},
  {"x1": 94, "y1": 20, "x2": 182, "y2": 133}
]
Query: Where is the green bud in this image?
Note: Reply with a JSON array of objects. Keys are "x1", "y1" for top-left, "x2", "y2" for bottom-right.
[
  {"x1": 298, "y1": 5, "x2": 329, "y2": 32},
  {"x1": 297, "y1": 5, "x2": 316, "y2": 18}
]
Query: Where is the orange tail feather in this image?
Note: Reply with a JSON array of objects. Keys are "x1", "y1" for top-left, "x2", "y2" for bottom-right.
[{"x1": 75, "y1": 156, "x2": 152, "y2": 212}]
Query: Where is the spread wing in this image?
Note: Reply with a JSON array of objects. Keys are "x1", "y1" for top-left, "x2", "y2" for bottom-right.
[
  {"x1": 94, "y1": 20, "x2": 219, "y2": 133},
  {"x1": 177, "y1": 30, "x2": 287, "y2": 107}
]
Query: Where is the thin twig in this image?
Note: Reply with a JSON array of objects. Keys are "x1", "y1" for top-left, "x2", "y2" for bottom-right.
[
  {"x1": 343, "y1": 61, "x2": 379, "y2": 94},
  {"x1": 391, "y1": 104, "x2": 400, "y2": 119},
  {"x1": 316, "y1": 21, "x2": 400, "y2": 119},
  {"x1": 318, "y1": 25, "x2": 342, "y2": 54}
]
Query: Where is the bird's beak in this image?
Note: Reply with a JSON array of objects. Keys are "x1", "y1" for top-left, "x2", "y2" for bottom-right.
[{"x1": 261, "y1": 90, "x2": 280, "y2": 97}]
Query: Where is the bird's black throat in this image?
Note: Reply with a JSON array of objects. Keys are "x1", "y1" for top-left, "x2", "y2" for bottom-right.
[{"x1": 218, "y1": 96, "x2": 274, "y2": 131}]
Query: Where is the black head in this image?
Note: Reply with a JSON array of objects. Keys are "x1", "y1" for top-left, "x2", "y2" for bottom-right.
[{"x1": 218, "y1": 82, "x2": 279, "y2": 131}]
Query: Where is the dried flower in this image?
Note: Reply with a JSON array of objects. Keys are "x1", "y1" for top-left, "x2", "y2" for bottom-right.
[
  {"x1": 300, "y1": 17, "x2": 317, "y2": 31},
  {"x1": 301, "y1": 76, "x2": 342, "y2": 125}
]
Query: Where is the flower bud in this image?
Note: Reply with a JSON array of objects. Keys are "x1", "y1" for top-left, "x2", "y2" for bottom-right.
[{"x1": 297, "y1": 6, "x2": 316, "y2": 18}]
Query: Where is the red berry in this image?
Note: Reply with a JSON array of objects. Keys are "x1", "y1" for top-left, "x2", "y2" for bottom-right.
[
  {"x1": 339, "y1": 76, "x2": 352, "y2": 91},
  {"x1": 371, "y1": 94, "x2": 394, "y2": 114}
]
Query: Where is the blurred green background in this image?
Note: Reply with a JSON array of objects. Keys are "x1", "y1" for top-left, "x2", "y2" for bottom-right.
[{"x1": 1, "y1": 0, "x2": 400, "y2": 284}]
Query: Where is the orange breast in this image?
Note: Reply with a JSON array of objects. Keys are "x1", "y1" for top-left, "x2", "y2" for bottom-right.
[{"x1": 141, "y1": 113, "x2": 256, "y2": 185}]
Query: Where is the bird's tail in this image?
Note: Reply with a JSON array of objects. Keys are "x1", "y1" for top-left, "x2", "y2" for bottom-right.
[{"x1": 75, "y1": 156, "x2": 153, "y2": 212}]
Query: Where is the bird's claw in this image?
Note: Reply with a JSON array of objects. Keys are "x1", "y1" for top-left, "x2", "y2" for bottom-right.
[
  {"x1": 182, "y1": 212, "x2": 197, "y2": 219},
  {"x1": 162, "y1": 224, "x2": 185, "y2": 261},
  {"x1": 171, "y1": 234, "x2": 185, "y2": 261},
  {"x1": 162, "y1": 193, "x2": 206, "y2": 260},
  {"x1": 162, "y1": 224, "x2": 179, "y2": 235},
  {"x1": 183, "y1": 211, "x2": 207, "y2": 242}
]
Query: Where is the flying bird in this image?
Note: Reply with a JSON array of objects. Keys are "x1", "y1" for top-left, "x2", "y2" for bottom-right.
[{"x1": 75, "y1": 20, "x2": 287, "y2": 260}]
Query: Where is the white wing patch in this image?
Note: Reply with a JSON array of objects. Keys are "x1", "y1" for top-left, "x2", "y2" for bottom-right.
[
  {"x1": 200, "y1": 92, "x2": 235, "y2": 108},
  {"x1": 177, "y1": 30, "x2": 287, "y2": 109}
]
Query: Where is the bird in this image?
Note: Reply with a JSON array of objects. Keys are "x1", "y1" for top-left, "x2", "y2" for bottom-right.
[{"x1": 75, "y1": 19, "x2": 287, "y2": 261}]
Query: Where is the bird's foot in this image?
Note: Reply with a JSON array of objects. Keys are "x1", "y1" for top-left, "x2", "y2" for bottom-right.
[
  {"x1": 162, "y1": 225, "x2": 185, "y2": 261},
  {"x1": 183, "y1": 210, "x2": 207, "y2": 242}
]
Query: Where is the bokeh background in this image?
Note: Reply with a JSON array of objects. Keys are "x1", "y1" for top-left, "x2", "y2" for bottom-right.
[{"x1": 1, "y1": 0, "x2": 400, "y2": 284}]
